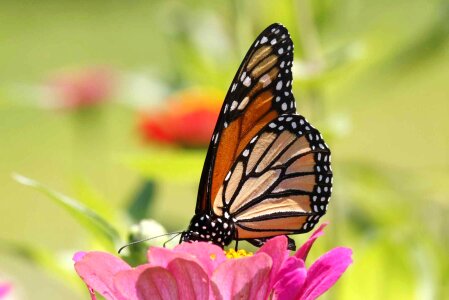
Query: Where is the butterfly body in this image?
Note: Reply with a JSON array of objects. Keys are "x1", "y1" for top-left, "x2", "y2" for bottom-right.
[
  {"x1": 181, "y1": 23, "x2": 332, "y2": 250},
  {"x1": 181, "y1": 213, "x2": 236, "y2": 247}
]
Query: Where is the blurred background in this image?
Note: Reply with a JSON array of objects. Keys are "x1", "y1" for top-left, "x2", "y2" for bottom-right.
[{"x1": 0, "y1": 0, "x2": 448, "y2": 299}]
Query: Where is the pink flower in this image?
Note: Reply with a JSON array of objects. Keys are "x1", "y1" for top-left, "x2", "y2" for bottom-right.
[
  {"x1": 0, "y1": 282, "x2": 12, "y2": 299},
  {"x1": 49, "y1": 67, "x2": 115, "y2": 109},
  {"x1": 74, "y1": 224, "x2": 352, "y2": 300}
]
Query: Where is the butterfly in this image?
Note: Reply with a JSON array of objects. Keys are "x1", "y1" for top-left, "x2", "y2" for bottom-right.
[{"x1": 180, "y1": 23, "x2": 332, "y2": 251}]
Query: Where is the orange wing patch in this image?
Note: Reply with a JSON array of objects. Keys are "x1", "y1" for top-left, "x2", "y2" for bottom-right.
[
  {"x1": 214, "y1": 114, "x2": 332, "y2": 236},
  {"x1": 207, "y1": 34, "x2": 295, "y2": 207}
]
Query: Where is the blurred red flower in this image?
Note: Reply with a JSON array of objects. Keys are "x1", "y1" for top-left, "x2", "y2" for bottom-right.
[
  {"x1": 139, "y1": 89, "x2": 222, "y2": 147},
  {"x1": 49, "y1": 67, "x2": 115, "y2": 109}
]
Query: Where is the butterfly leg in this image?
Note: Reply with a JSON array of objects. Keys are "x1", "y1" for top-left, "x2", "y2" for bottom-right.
[
  {"x1": 246, "y1": 236, "x2": 296, "y2": 251},
  {"x1": 234, "y1": 230, "x2": 239, "y2": 251}
]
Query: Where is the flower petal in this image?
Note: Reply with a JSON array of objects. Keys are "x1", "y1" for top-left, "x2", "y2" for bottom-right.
[
  {"x1": 167, "y1": 257, "x2": 210, "y2": 300},
  {"x1": 0, "y1": 282, "x2": 12, "y2": 298},
  {"x1": 147, "y1": 246, "x2": 193, "y2": 267},
  {"x1": 73, "y1": 251, "x2": 87, "y2": 263},
  {"x1": 299, "y1": 247, "x2": 353, "y2": 300},
  {"x1": 211, "y1": 253, "x2": 272, "y2": 300},
  {"x1": 113, "y1": 265, "x2": 150, "y2": 300},
  {"x1": 295, "y1": 222, "x2": 328, "y2": 261},
  {"x1": 175, "y1": 242, "x2": 226, "y2": 275},
  {"x1": 136, "y1": 266, "x2": 179, "y2": 300},
  {"x1": 257, "y1": 236, "x2": 289, "y2": 287},
  {"x1": 272, "y1": 256, "x2": 307, "y2": 300},
  {"x1": 74, "y1": 251, "x2": 130, "y2": 300}
]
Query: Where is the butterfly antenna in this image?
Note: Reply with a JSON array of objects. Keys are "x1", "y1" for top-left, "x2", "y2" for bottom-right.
[
  {"x1": 118, "y1": 231, "x2": 182, "y2": 254},
  {"x1": 163, "y1": 232, "x2": 182, "y2": 248}
]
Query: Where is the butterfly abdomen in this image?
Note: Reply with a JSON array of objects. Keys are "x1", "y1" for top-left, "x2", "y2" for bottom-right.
[{"x1": 181, "y1": 213, "x2": 236, "y2": 247}]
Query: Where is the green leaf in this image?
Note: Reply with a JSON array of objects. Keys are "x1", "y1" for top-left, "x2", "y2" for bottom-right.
[
  {"x1": 70, "y1": 176, "x2": 117, "y2": 225},
  {"x1": 126, "y1": 179, "x2": 156, "y2": 222},
  {"x1": 13, "y1": 174, "x2": 121, "y2": 250}
]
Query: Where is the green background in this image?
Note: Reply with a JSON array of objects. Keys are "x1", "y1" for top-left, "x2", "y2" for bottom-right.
[{"x1": 0, "y1": 0, "x2": 448, "y2": 299}]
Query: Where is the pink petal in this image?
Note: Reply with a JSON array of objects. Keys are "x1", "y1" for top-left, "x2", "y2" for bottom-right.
[
  {"x1": 147, "y1": 246, "x2": 194, "y2": 268},
  {"x1": 299, "y1": 247, "x2": 353, "y2": 300},
  {"x1": 113, "y1": 265, "x2": 149, "y2": 300},
  {"x1": 211, "y1": 253, "x2": 272, "y2": 300},
  {"x1": 272, "y1": 256, "x2": 307, "y2": 300},
  {"x1": 73, "y1": 251, "x2": 87, "y2": 262},
  {"x1": 136, "y1": 266, "x2": 179, "y2": 300},
  {"x1": 167, "y1": 257, "x2": 210, "y2": 300},
  {"x1": 257, "y1": 236, "x2": 289, "y2": 288},
  {"x1": 175, "y1": 242, "x2": 226, "y2": 276},
  {"x1": 0, "y1": 283, "x2": 12, "y2": 298},
  {"x1": 295, "y1": 222, "x2": 328, "y2": 261},
  {"x1": 74, "y1": 251, "x2": 131, "y2": 300}
]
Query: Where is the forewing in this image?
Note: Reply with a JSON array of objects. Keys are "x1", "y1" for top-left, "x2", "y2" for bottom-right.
[
  {"x1": 196, "y1": 23, "x2": 296, "y2": 213},
  {"x1": 213, "y1": 115, "x2": 332, "y2": 239}
]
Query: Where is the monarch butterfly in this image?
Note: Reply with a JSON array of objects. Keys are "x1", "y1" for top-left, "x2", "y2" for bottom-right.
[{"x1": 180, "y1": 23, "x2": 332, "y2": 251}]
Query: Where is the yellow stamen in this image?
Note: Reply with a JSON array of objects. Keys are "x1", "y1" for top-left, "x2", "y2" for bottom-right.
[
  {"x1": 224, "y1": 248, "x2": 253, "y2": 259},
  {"x1": 210, "y1": 253, "x2": 217, "y2": 261}
]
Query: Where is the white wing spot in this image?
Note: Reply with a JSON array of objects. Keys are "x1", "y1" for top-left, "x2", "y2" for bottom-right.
[
  {"x1": 275, "y1": 96, "x2": 281, "y2": 102},
  {"x1": 240, "y1": 72, "x2": 246, "y2": 82},
  {"x1": 280, "y1": 61, "x2": 285, "y2": 68},
  {"x1": 260, "y1": 36, "x2": 268, "y2": 44},
  {"x1": 291, "y1": 122, "x2": 297, "y2": 129},
  {"x1": 276, "y1": 81, "x2": 283, "y2": 90},
  {"x1": 270, "y1": 38, "x2": 277, "y2": 45},
  {"x1": 281, "y1": 103, "x2": 288, "y2": 111},
  {"x1": 230, "y1": 101, "x2": 238, "y2": 111},
  {"x1": 243, "y1": 76, "x2": 251, "y2": 87},
  {"x1": 278, "y1": 48, "x2": 284, "y2": 54},
  {"x1": 243, "y1": 149, "x2": 249, "y2": 157},
  {"x1": 225, "y1": 171, "x2": 231, "y2": 181},
  {"x1": 269, "y1": 123, "x2": 277, "y2": 128},
  {"x1": 231, "y1": 83, "x2": 237, "y2": 92}
]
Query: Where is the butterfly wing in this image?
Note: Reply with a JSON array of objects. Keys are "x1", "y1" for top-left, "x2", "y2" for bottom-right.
[
  {"x1": 214, "y1": 114, "x2": 332, "y2": 239},
  {"x1": 196, "y1": 23, "x2": 296, "y2": 214}
]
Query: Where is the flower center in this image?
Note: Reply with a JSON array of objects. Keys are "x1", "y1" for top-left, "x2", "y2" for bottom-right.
[{"x1": 224, "y1": 249, "x2": 253, "y2": 259}]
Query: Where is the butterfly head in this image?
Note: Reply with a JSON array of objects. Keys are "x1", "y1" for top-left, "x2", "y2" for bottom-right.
[{"x1": 180, "y1": 213, "x2": 235, "y2": 248}]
